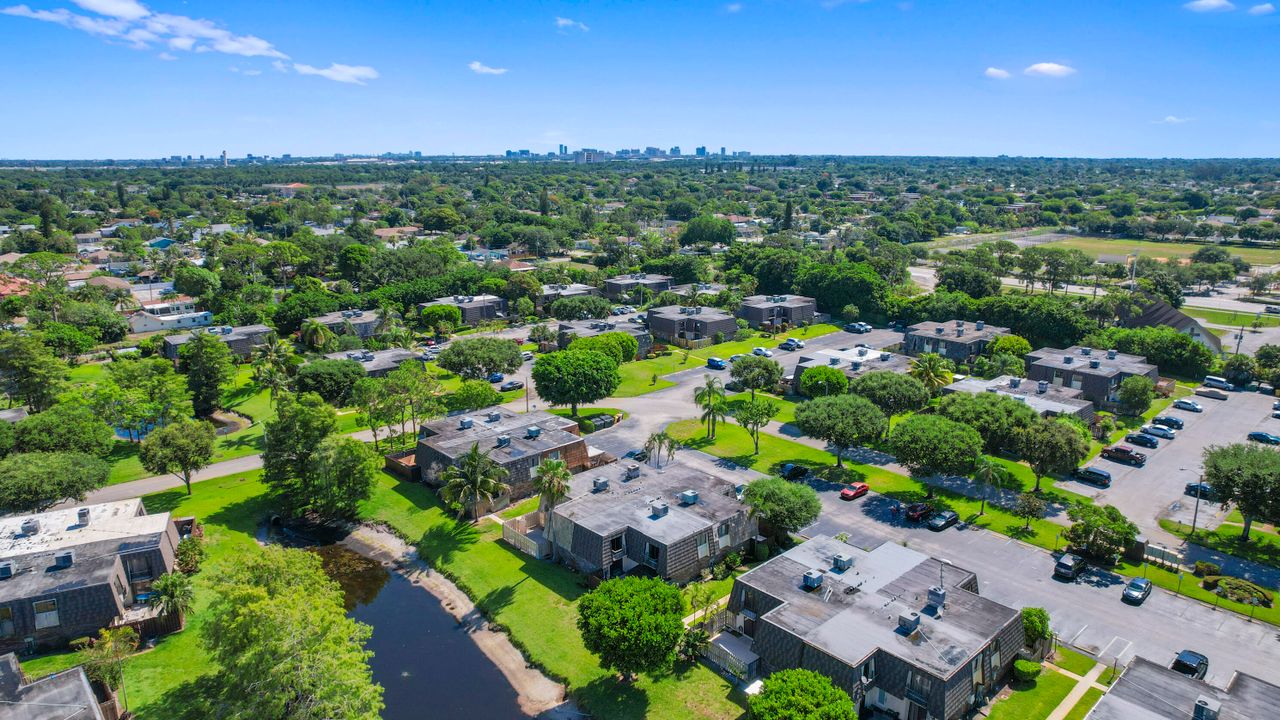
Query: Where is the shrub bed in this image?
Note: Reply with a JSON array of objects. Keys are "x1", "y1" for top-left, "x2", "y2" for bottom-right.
[
  {"x1": 1203, "y1": 576, "x2": 1273, "y2": 606},
  {"x1": 1013, "y1": 659, "x2": 1043, "y2": 683}
]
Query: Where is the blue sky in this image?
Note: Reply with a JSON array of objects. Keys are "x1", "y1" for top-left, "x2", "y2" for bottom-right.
[{"x1": 1, "y1": 0, "x2": 1277, "y2": 159}]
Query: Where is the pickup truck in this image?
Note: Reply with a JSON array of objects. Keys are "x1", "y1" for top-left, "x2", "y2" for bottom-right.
[{"x1": 1101, "y1": 445, "x2": 1148, "y2": 466}]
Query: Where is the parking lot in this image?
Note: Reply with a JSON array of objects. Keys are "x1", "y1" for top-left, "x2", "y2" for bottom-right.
[{"x1": 1055, "y1": 391, "x2": 1278, "y2": 536}]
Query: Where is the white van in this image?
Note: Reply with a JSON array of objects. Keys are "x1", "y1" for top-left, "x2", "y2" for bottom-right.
[{"x1": 1202, "y1": 376, "x2": 1234, "y2": 391}]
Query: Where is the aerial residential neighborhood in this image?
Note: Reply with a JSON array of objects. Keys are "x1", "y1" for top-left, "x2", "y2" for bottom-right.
[{"x1": 2, "y1": 3, "x2": 1280, "y2": 720}]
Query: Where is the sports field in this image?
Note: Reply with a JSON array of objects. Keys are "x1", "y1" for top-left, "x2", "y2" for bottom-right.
[{"x1": 1044, "y1": 236, "x2": 1280, "y2": 265}]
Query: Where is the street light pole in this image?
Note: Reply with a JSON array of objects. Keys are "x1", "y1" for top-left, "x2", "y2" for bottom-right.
[{"x1": 1189, "y1": 487, "x2": 1203, "y2": 539}]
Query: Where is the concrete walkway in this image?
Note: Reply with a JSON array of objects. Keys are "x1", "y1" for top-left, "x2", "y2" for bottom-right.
[{"x1": 1044, "y1": 662, "x2": 1107, "y2": 720}]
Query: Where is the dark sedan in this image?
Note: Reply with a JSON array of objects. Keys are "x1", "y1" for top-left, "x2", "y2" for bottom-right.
[
  {"x1": 1125, "y1": 433, "x2": 1160, "y2": 449},
  {"x1": 1248, "y1": 431, "x2": 1280, "y2": 445},
  {"x1": 499, "y1": 380, "x2": 524, "y2": 392},
  {"x1": 904, "y1": 503, "x2": 932, "y2": 522},
  {"x1": 1074, "y1": 466, "x2": 1112, "y2": 487},
  {"x1": 926, "y1": 510, "x2": 959, "y2": 531}
]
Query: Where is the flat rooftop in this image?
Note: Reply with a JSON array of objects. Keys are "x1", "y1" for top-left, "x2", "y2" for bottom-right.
[
  {"x1": 420, "y1": 293, "x2": 504, "y2": 308},
  {"x1": 908, "y1": 320, "x2": 1008, "y2": 343},
  {"x1": 542, "y1": 283, "x2": 596, "y2": 296},
  {"x1": 1089, "y1": 656, "x2": 1280, "y2": 720},
  {"x1": 418, "y1": 408, "x2": 581, "y2": 464},
  {"x1": 0, "y1": 499, "x2": 168, "y2": 558},
  {"x1": 324, "y1": 348, "x2": 422, "y2": 374},
  {"x1": 0, "y1": 653, "x2": 104, "y2": 720},
  {"x1": 607, "y1": 273, "x2": 672, "y2": 285},
  {"x1": 647, "y1": 305, "x2": 735, "y2": 322},
  {"x1": 558, "y1": 319, "x2": 649, "y2": 340},
  {"x1": 795, "y1": 347, "x2": 913, "y2": 377},
  {"x1": 163, "y1": 323, "x2": 272, "y2": 347},
  {"x1": 552, "y1": 461, "x2": 748, "y2": 546},
  {"x1": 312, "y1": 308, "x2": 378, "y2": 325},
  {"x1": 738, "y1": 536, "x2": 1017, "y2": 679},
  {"x1": 1027, "y1": 346, "x2": 1155, "y2": 377},
  {"x1": 673, "y1": 282, "x2": 727, "y2": 296},
  {"x1": 945, "y1": 375, "x2": 1093, "y2": 416},
  {"x1": 741, "y1": 294, "x2": 815, "y2": 309}
]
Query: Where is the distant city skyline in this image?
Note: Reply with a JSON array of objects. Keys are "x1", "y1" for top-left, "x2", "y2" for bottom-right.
[{"x1": 1, "y1": 1, "x2": 1278, "y2": 159}]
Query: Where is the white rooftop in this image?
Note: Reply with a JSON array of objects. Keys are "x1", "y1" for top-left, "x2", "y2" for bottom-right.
[{"x1": 0, "y1": 499, "x2": 169, "y2": 558}]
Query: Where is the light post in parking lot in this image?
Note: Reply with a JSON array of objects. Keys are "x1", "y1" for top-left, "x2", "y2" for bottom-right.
[
  {"x1": 1189, "y1": 480, "x2": 1204, "y2": 539},
  {"x1": 1053, "y1": 531, "x2": 1061, "y2": 553}
]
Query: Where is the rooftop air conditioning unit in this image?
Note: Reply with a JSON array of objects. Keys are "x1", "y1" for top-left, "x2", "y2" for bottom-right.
[
  {"x1": 54, "y1": 551, "x2": 73, "y2": 569},
  {"x1": 496, "y1": 435, "x2": 511, "y2": 448},
  {"x1": 880, "y1": 353, "x2": 891, "y2": 361},
  {"x1": 976, "y1": 320, "x2": 985, "y2": 330},
  {"x1": 1107, "y1": 349, "x2": 1118, "y2": 360},
  {"x1": 625, "y1": 464, "x2": 641, "y2": 480},
  {"x1": 851, "y1": 361, "x2": 862, "y2": 371},
  {"x1": 1009, "y1": 377, "x2": 1021, "y2": 389},
  {"x1": 956, "y1": 329, "x2": 965, "y2": 337},
  {"x1": 459, "y1": 417, "x2": 474, "y2": 430},
  {"x1": 935, "y1": 326, "x2": 945, "y2": 335},
  {"x1": 526, "y1": 426, "x2": 541, "y2": 439},
  {"x1": 0, "y1": 562, "x2": 11, "y2": 580},
  {"x1": 353, "y1": 310, "x2": 364, "y2": 317},
  {"x1": 361, "y1": 351, "x2": 374, "y2": 361},
  {"x1": 650, "y1": 500, "x2": 669, "y2": 517},
  {"x1": 347, "y1": 352, "x2": 361, "y2": 360},
  {"x1": 803, "y1": 569, "x2": 824, "y2": 589},
  {"x1": 341, "y1": 310, "x2": 353, "y2": 318},
  {"x1": 1037, "y1": 380, "x2": 1049, "y2": 394},
  {"x1": 454, "y1": 295, "x2": 464, "y2": 302},
  {"x1": 898, "y1": 611, "x2": 921, "y2": 632},
  {"x1": 829, "y1": 357, "x2": 840, "y2": 366},
  {"x1": 833, "y1": 553, "x2": 853, "y2": 571},
  {"x1": 1063, "y1": 356, "x2": 1073, "y2": 364},
  {"x1": 955, "y1": 320, "x2": 965, "y2": 328},
  {"x1": 487, "y1": 411, "x2": 502, "y2": 422},
  {"x1": 20, "y1": 519, "x2": 39, "y2": 536},
  {"x1": 1081, "y1": 347, "x2": 1092, "y2": 356},
  {"x1": 857, "y1": 347, "x2": 868, "y2": 357},
  {"x1": 1089, "y1": 359, "x2": 1101, "y2": 369},
  {"x1": 77, "y1": 508, "x2": 91, "y2": 526},
  {"x1": 592, "y1": 477, "x2": 609, "y2": 492},
  {"x1": 928, "y1": 585, "x2": 947, "y2": 608},
  {"x1": 679, "y1": 490, "x2": 699, "y2": 505},
  {"x1": 1193, "y1": 695, "x2": 1221, "y2": 720}
]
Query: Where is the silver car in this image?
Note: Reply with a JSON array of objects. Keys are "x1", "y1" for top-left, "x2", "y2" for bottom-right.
[{"x1": 1140, "y1": 424, "x2": 1176, "y2": 440}]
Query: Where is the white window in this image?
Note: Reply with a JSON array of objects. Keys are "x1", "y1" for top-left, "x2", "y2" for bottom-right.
[
  {"x1": 33, "y1": 599, "x2": 59, "y2": 629},
  {"x1": 697, "y1": 538, "x2": 710, "y2": 559}
]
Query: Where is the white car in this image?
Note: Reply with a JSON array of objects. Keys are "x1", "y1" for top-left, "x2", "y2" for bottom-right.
[
  {"x1": 1141, "y1": 424, "x2": 1177, "y2": 440},
  {"x1": 752, "y1": 347, "x2": 774, "y2": 358},
  {"x1": 1173, "y1": 398, "x2": 1203, "y2": 413}
]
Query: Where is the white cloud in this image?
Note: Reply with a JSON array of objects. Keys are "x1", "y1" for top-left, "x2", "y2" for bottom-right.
[
  {"x1": 70, "y1": 0, "x2": 147, "y2": 20},
  {"x1": 2, "y1": 5, "x2": 127, "y2": 37},
  {"x1": 156, "y1": 50, "x2": 175, "y2": 60},
  {"x1": 167, "y1": 35, "x2": 193, "y2": 51},
  {"x1": 555, "y1": 16, "x2": 588, "y2": 31},
  {"x1": 1184, "y1": 0, "x2": 1235, "y2": 11},
  {"x1": 242, "y1": 68, "x2": 261, "y2": 76},
  {"x1": 984, "y1": 67, "x2": 1011, "y2": 79},
  {"x1": 469, "y1": 60, "x2": 508, "y2": 75},
  {"x1": 1024, "y1": 62, "x2": 1076, "y2": 77},
  {"x1": 725, "y1": 3, "x2": 743, "y2": 12},
  {"x1": 1248, "y1": 2, "x2": 1275, "y2": 14},
  {"x1": 271, "y1": 59, "x2": 289, "y2": 73},
  {"x1": 1155, "y1": 115, "x2": 1192, "y2": 124},
  {"x1": 293, "y1": 62, "x2": 378, "y2": 84}
]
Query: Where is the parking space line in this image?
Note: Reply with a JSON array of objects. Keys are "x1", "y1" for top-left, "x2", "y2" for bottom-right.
[{"x1": 1069, "y1": 624, "x2": 1089, "y2": 646}]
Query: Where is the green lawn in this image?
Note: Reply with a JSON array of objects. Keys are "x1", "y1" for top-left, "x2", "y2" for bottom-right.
[
  {"x1": 1045, "y1": 236, "x2": 1280, "y2": 265},
  {"x1": 498, "y1": 496, "x2": 540, "y2": 520},
  {"x1": 1183, "y1": 306, "x2": 1280, "y2": 329},
  {"x1": 666, "y1": 421, "x2": 1075, "y2": 553},
  {"x1": 986, "y1": 669, "x2": 1077, "y2": 720},
  {"x1": 725, "y1": 392, "x2": 799, "y2": 425},
  {"x1": 1062, "y1": 687, "x2": 1105, "y2": 720},
  {"x1": 359, "y1": 473, "x2": 746, "y2": 720},
  {"x1": 1114, "y1": 558, "x2": 1280, "y2": 627},
  {"x1": 1052, "y1": 645, "x2": 1099, "y2": 677},
  {"x1": 1159, "y1": 518, "x2": 1280, "y2": 569}
]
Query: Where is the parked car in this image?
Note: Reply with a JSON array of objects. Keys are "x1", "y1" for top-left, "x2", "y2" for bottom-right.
[
  {"x1": 1184, "y1": 482, "x2": 1218, "y2": 502},
  {"x1": 778, "y1": 338, "x2": 804, "y2": 351},
  {"x1": 1054, "y1": 553, "x2": 1087, "y2": 580},
  {"x1": 624, "y1": 449, "x2": 649, "y2": 462},
  {"x1": 926, "y1": 510, "x2": 959, "y2": 531},
  {"x1": 752, "y1": 347, "x2": 774, "y2": 358},
  {"x1": 1125, "y1": 433, "x2": 1160, "y2": 449},
  {"x1": 904, "y1": 503, "x2": 932, "y2": 522},
  {"x1": 521, "y1": 351, "x2": 534, "y2": 361},
  {"x1": 1101, "y1": 445, "x2": 1148, "y2": 465},
  {"x1": 1195, "y1": 387, "x2": 1230, "y2": 400},
  {"x1": 1170, "y1": 650, "x2": 1209, "y2": 680},
  {"x1": 1202, "y1": 375, "x2": 1234, "y2": 391},
  {"x1": 729, "y1": 354, "x2": 745, "y2": 363},
  {"x1": 1273, "y1": 399, "x2": 1280, "y2": 411},
  {"x1": 1141, "y1": 425, "x2": 1177, "y2": 440},
  {"x1": 1249, "y1": 431, "x2": 1280, "y2": 445},
  {"x1": 499, "y1": 380, "x2": 524, "y2": 392},
  {"x1": 1122, "y1": 577, "x2": 1153, "y2": 604},
  {"x1": 1074, "y1": 466, "x2": 1113, "y2": 487},
  {"x1": 487, "y1": 372, "x2": 505, "y2": 383},
  {"x1": 706, "y1": 357, "x2": 727, "y2": 370},
  {"x1": 843, "y1": 322, "x2": 872, "y2": 333},
  {"x1": 781, "y1": 463, "x2": 809, "y2": 481},
  {"x1": 1272, "y1": 410, "x2": 1280, "y2": 420},
  {"x1": 839, "y1": 483, "x2": 870, "y2": 501},
  {"x1": 1173, "y1": 398, "x2": 1203, "y2": 412},
  {"x1": 1151, "y1": 415, "x2": 1184, "y2": 430}
]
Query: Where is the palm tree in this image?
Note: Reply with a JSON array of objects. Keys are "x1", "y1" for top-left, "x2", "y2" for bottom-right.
[
  {"x1": 148, "y1": 571, "x2": 195, "y2": 622},
  {"x1": 662, "y1": 433, "x2": 682, "y2": 466},
  {"x1": 693, "y1": 375, "x2": 727, "y2": 439},
  {"x1": 299, "y1": 319, "x2": 335, "y2": 351},
  {"x1": 909, "y1": 353, "x2": 954, "y2": 395},
  {"x1": 533, "y1": 458, "x2": 572, "y2": 558},
  {"x1": 440, "y1": 443, "x2": 511, "y2": 521},
  {"x1": 644, "y1": 431, "x2": 666, "y2": 467},
  {"x1": 971, "y1": 456, "x2": 1012, "y2": 516}
]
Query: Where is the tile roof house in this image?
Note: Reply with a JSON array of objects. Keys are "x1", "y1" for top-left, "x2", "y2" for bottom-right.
[
  {"x1": 1025, "y1": 346, "x2": 1158, "y2": 409},
  {"x1": 942, "y1": 375, "x2": 1095, "y2": 420}
]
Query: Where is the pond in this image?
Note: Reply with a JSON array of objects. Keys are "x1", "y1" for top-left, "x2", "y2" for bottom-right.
[{"x1": 309, "y1": 544, "x2": 526, "y2": 720}]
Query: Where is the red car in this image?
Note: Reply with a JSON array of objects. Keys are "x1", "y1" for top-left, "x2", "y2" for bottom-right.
[
  {"x1": 904, "y1": 503, "x2": 932, "y2": 521},
  {"x1": 840, "y1": 483, "x2": 870, "y2": 501}
]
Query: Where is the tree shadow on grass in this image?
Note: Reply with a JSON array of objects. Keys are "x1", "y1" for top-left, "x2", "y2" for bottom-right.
[
  {"x1": 418, "y1": 519, "x2": 480, "y2": 566},
  {"x1": 141, "y1": 673, "x2": 230, "y2": 720},
  {"x1": 577, "y1": 674, "x2": 650, "y2": 720},
  {"x1": 489, "y1": 538, "x2": 588, "y2": 602},
  {"x1": 204, "y1": 494, "x2": 277, "y2": 536},
  {"x1": 142, "y1": 489, "x2": 190, "y2": 516}
]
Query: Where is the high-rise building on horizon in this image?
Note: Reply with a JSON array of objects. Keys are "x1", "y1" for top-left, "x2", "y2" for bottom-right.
[
  {"x1": 695, "y1": 146, "x2": 707, "y2": 157},
  {"x1": 221, "y1": 150, "x2": 227, "y2": 167}
]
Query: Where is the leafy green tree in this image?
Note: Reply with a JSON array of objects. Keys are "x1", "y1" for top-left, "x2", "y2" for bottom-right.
[
  {"x1": 569, "y1": 331, "x2": 639, "y2": 365},
  {"x1": 436, "y1": 337, "x2": 523, "y2": 380},
  {"x1": 1222, "y1": 354, "x2": 1257, "y2": 387},
  {"x1": 577, "y1": 576, "x2": 685, "y2": 679},
  {"x1": 262, "y1": 392, "x2": 338, "y2": 508},
  {"x1": 744, "y1": 477, "x2": 822, "y2": 539},
  {"x1": 176, "y1": 536, "x2": 206, "y2": 574},
  {"x1": 799, "y1": 365, "x2": 848, "y2": 398},
  {"x1": 730, "y1": 355, "x2": 783, "y2": 400},
  {"x1": 936, "y1": 391, "x2": 1038, "y2": 454},
  {"x1": 139, "y1": 418, "x2": 217, "y2": 495},
  {"x1": 748, "y1": 668, "x2": 858, "y2": 720},
  {"x1": 448, "y1": 379, "x2": 501, "y2": 412},
  {"x1": 548, "y1": 294, "x2": 613, "y2": 320},
  {"x1": 734, "y1": 397, "x2": 780, "y2": 454},
  {"x1": 678, "y1": 215, "x2": 735, "y2": 247},
  {"x1": 298, "y1": 318, "x2": 337, "y2": 351},
  {"x1": 0, "y1": 332, "x2": 69, "y2": 412},
  {"x1": 306, "y1": 436, "x2": 381, "y2": 519},
  {"x1": 847, "y1": 370, "x2": 930, "y2": 419},
  {"x1": 909, "y1": 353, "x2": 954, "y2": 394},
  {"x1": 1019, "y1": 417, "x2": 1090, "y2": 491},
  {"x1": 38, "y1": 321, "x2": 98, "y2": 360},
  {"x1": 1064, "y1": 503, "x2": 1138, "y2": 560},
  {"x1": 1117, "y1": 375, "x2": 1155, "y2": 415},
  {"x1": 1202, "y1": 443, "x2": 1280, "y2": 541},
  {"x1": 936, "y1": 262, "x2": 1001, "y2": 298},
  {"x1": 1021, "y1": 607, "x2": 1052, "y2": 644},
  {"x1": 0, "y1": 452, "x2": 109, "y2": 513},
  {"x1": 1081, "y1": 326, "x2": 1214, "y2": 379},
  {"x1": 988, "y1": 334, "x2": 1033, "y2": 358},
  {"x1": 179, "y1": 331, "x2": 235, "y2": 417},
  {"x1": 0, "y1": 422, "x2": 13, "y2": 459},
  {"x1": 296, "y1": 359, "x2": 367, "y2": 405},
  {"x1": 440, "y1": 443, "x2": 511, "y2": 520},
  {"x1": 419, "y1": 303, "x2": 462, "y2": 333},
  {"x1": 1013, "y1": 492, "x2": 1047, "y2": 530},
  {"x1": 889, "y1": 414, "x2": 982, "y2": 478},
  {"x1": 173, "y1": 265, "x2": 221, "y2": 298},
  {"x1": 793, "y1": 394, "x2": 887, "y2": 467},
  {"x1": 203, "y1": 546, "x2": 383, "y2": 719},
  {"x1": 13, "y1": 402, "x2": 114, "y2": 456},
  {"x1": 532, "y1": 350, "x2": 621, "y2": 416}
]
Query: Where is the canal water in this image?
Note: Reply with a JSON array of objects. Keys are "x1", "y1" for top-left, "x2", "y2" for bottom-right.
[{"x1": 310, "y1": 544, "x2": 526, "y2": 720}]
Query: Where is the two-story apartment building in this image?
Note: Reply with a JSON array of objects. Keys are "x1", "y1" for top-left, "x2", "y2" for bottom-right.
[
  {"x1": 546, "y1": 462, "x2": 756, "y2": 584},
  {"x1": 324, "y1": 348, "x2": 424, "y2": 378},
  {"x1": 556, "y1": 319, "x2": 652, "y2": 359},
  {"x1": 603, "y1": 273, "x2": 673, "y2": 301},
  {"x1": 721, "y1": 536, "x2": 1022, "y2": 720},
  {"x1": 942, "y1": 375, "x2": 1095, "y2": 421},
  {"x1": 415, "y1": 408, "x2": 588, "y2": 513},
  {"x1": 418, "y1": 294, "x2": 508, "y2": 326},
  {"x1": 0, "y1": 500, "x2": 184, "y2": 654},
  {"x1": 790, "y1": 347, "x2": 913, "y2": 393},
  {"x1": 1025, "y1": 346, "x2": 1158, "y2": 409},
  {"x1": 903, "y1": 320, "x2": 1009, "y2": 364},
  {"x1": 1087, "y1": 655, "x2": 1280, "y2": 720},
  {"x1": 646, "y1": 305, "x2": 738, "y2": 346},
  {"x1": 538, "y1": 283, "x2": 600, "y2": 311},
  {"x1": 308, "y1": 308, "x2": 381, "y2": 339},
  {"x1": 127, "y1": 296, "x2": 211, "y2": 334},
  {"x1": 161, "y1": 324, "x2": 273, "y2": 361},
  {"x1": 737, "y1": 295, "x2": 817, "y2": 329}
]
